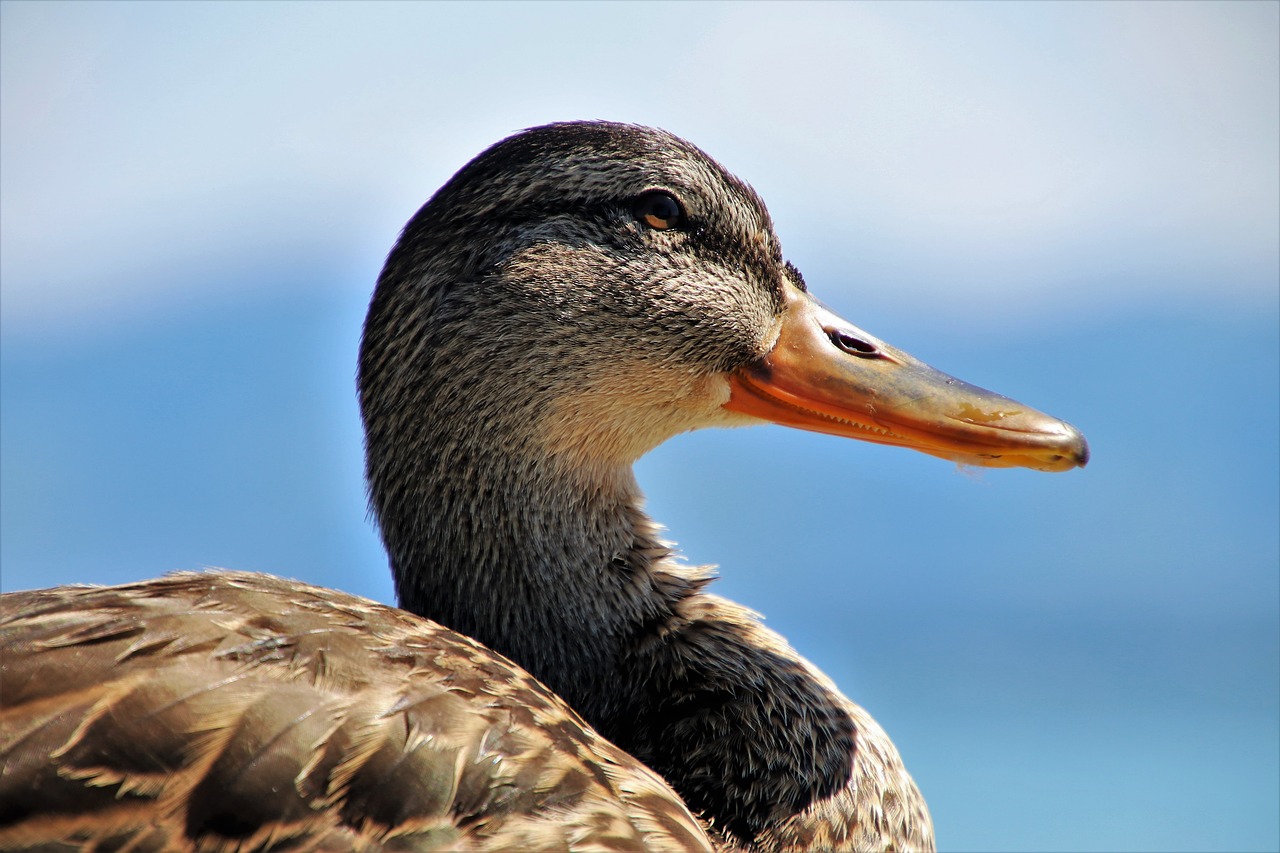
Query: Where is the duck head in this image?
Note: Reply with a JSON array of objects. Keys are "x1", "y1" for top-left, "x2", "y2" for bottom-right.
[{"x1": 361, "y1": 121, "x2": 1087, "y2": 486}]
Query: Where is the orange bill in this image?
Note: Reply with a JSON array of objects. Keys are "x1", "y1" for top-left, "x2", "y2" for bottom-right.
[{"x1": 724, "y1": 284, "x2": 1089, "y2": 472}]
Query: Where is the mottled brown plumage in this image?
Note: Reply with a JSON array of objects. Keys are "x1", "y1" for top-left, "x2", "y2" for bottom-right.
[
  {"x1": 1, "y1": 122, "x2": 1087, "y2": 852},
  {"x1": 1, "y1": 573, "x2": 712, "y2": 852}
]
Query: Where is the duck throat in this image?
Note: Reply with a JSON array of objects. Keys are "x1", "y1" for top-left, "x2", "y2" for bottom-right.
[
  {"x1": 379, "y1": 447, "x2": 686, "y2": 716},
  {"x1": 374, "y1": 443, "x2": 858, "y2": 845}
]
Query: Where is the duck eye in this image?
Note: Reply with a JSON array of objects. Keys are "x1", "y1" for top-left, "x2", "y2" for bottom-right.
[{"x1": 634, "y1": 190, "x2": 685, "y2": 231}]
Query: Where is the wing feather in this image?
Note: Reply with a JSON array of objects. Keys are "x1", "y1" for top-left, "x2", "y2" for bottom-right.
[{"x1": 0, "y1": 571, "x2": 713, "y2": 853}]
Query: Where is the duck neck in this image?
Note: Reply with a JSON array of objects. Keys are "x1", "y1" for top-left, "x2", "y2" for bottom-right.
[
  {"x1": 384, "y1": 446, "x2": 674, "y2": 709},
  {"x1": 381, "y1": 446, "x2": 858, "y2": 844}
]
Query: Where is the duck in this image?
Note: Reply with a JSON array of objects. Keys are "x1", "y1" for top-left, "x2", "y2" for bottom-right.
[{"x1": 0, "y1": 121, "x2": 1087, "y2": 853}]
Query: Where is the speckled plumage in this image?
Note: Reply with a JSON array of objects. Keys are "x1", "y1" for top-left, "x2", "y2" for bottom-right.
[
  {"x1": 0, "y1": 573, "x2": 712, "y2": 852},
  {"x1": 1, "y1": 122, "x2": 939, "y2": 851}
]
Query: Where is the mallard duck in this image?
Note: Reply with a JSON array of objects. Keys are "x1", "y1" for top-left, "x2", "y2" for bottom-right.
[{"x1": 0, "y1": 122, "x2": 1087, "y2": 852}]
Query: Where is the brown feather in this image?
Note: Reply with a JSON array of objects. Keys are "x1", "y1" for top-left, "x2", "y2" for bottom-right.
[{"x1": 1, "y1": 573, "x2": 713, "y2": 852}]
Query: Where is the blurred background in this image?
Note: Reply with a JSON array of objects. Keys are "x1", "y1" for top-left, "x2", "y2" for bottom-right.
[{"x1": 2, "y1": 2, "x2": 1276, "y2": 850}]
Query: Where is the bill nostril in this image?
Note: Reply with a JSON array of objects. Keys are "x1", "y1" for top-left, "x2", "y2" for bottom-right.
[{"x1": 827, "y1": 328, "x2": 881, "y2": 358}]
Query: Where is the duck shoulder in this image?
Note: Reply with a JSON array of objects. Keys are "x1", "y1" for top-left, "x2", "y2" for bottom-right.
[{"x1": 0, "y1": 571, "x2": 716, "y2": 853}]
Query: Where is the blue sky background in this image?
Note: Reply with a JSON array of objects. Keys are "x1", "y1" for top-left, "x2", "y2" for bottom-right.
[{"x1": 2, "y1": 3, "x2": 1277, "y2": 851}]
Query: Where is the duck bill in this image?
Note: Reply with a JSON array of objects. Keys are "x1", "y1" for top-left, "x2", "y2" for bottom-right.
[{"x1": 724, "y1": 285, "x2": 1088, "y2": 472}]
